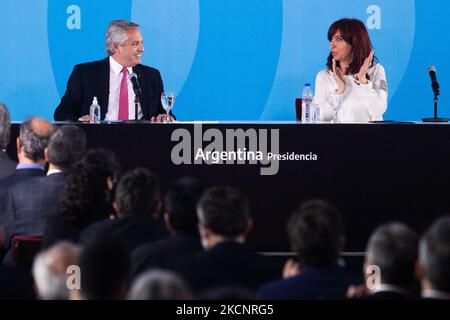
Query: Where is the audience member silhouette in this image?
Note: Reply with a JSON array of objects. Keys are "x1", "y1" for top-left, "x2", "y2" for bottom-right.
[
  {"x1": 0, "y1": 103, "x2": 16, "y2": 179},
  {"x1": 180, "y1": 186, "x2": 283, "y2": 296},
  {"x1": 131, "y1": 177, "x2": 204, "y2": 279},
  {"x1": 348, "y1": 222, "x2": 419, "y2": 299},
  {"x1": 70, "y1": 236, "x2": 129, "y2": 300},
  {"x1": 79, "y1": 168, "x2": 168, "y2": 251},
  {"x1": 258, "y1": 199, "x2": 361, "y2": 299},
  {"x1": 2, "y1": 125, "x2": 86, "y2": 254},
  {"x1": 32, "y1": 241, "x2": 81, "y2": 300},
  {"x1": 417, "y1": 215, "x2": 450, "y2": 300},
  {"x1": 42, "y1": 149, "x2": 120, "y2": 248}
]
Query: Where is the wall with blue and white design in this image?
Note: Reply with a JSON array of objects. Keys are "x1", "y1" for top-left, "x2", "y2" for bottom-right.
[{"x1": 0, "y1": 0, "x2": 448, "y2": 121}]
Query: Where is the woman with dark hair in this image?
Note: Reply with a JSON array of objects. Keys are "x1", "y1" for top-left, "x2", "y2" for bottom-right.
[
  {"x1": 314, "y1": 18, "x2": 387, "y2": 123},
  {"x1": 42, "y1": 149, "x2": 121, "y2": 248}
]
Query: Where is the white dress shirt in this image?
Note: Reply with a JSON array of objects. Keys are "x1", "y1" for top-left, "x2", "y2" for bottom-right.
[
  {"x1": 105, "y1": 56, "x2": 143, "y2": 121},
  {"x1": 313, "y1": 64, "x2": 388, "y2": 123}
]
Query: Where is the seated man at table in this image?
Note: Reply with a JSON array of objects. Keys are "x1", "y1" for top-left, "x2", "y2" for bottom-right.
[{"x1": 54, "y1": 20, "x2": 173, "y2": 123}]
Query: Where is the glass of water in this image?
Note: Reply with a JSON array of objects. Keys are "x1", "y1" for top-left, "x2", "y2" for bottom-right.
[
  {"x1": 161, "y1": 92, "x2": 175, "y2": 123},
  {"x1": 329, "y1": 92, "x2": 342, "y2": 123}
]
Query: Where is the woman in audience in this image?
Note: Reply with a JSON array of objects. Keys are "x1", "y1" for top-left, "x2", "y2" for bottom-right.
[{"x1": 42, "y1": 149, "x2": 120, "y2": 248}]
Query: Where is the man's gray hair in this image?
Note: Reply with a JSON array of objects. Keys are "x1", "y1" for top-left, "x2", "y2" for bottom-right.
[
  {"x1": 127, "y1": 269, "x2": 192, "y2": 300},
  {"x1": 19, "y1": 117, "x2": 54, "y2": 162},
  {"x1": 366, "y1": 222, "x2": 418, "y2": 286},
  {"x1": 32, "y1": 241, "x2": 81, "y2": 300},
  {"x1": 0, "y1": 102, "x2": 11, "y2": 150},
  {"x1": 105, "y1": 20, "x2": 140, "y2": 56}
]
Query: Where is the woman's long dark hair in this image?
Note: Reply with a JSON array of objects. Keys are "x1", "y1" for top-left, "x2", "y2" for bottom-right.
[
  {"x1": 58, "y1": 149, "x2": 120, "y2": 229},
  {"x1": 326, "y1": 18, "x2": 378, "y2": 76}
]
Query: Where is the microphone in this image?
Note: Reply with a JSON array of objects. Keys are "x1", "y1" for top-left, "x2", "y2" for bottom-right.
[
  {"x1": 129, "y1": 73, "x2": 142, "y2": 96},
  {"x1": 428, "y1": 66, "x2": 440, "y2": 96}
]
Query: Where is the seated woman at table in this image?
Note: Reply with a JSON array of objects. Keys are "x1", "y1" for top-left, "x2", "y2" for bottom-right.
[{"x1": 314, "y1": 18, "x2": 388, "y2": 123}]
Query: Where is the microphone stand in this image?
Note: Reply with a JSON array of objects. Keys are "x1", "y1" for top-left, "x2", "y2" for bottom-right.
[
  {"x1": 423, "y1": 91, "x2": 448, "y2": 122},
  {"x1": 134, "y1": 94, "x2": 140, "y2": 121}
]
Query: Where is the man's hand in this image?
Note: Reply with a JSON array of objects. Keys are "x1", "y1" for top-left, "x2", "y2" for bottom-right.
[
  {"x1": 151, "y1": 114, "x2": 175, "y2": 123},
  {"x1": 78, "y1": 115, "x2": 90, "y2": 122},
  {"x1": 282, "y1": 258, "x2": 301, "y2": 279},
  {"x1": 347, "y1": 284, "x2": 370, "y2": 299}
]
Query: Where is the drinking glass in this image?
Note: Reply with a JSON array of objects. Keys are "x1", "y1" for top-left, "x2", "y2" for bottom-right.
[
  {"x1": 161, "y1": 92, "x2": 175, "y2": 123},
  {"x1": 329, "y1": 92, "x2": 342, "y2": 123}
]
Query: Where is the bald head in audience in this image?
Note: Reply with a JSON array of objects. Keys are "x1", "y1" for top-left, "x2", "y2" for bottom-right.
[{"x1": 17, "y1": 117, "x2": 54, "y2": 165}]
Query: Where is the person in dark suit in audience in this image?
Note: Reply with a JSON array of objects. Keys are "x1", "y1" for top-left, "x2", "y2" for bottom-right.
[
  {"x1": 0, "y1": 117, "x2": 54, "y2": 252},
  {"x1": 131, "y1": 177, "x2": 204, "y2": 280},
  {"x1": 70, "y1": 236, "x2": 130, "y2": 300},
  {"x1": 54, "y1": 20, "x2": 173, "y2": 122},
  {"x1": 79, "y1": 168, "x2": 168, "y2": 251},
  {"x1": 347, "y1": 222, "x2": 419, "y2": 299},
  {"x1": 179, "y1": 186, "x2": 283, "y2": 295},
  {"x1": 42, "y1": 149, "x2": 120, "y2": 248},
  {"x1": 258, "y1": 199, "x2": 361, "y2": 300},
  {"x1": 2, "y1": 125, "x2": 86, "y2": 258},
  {"x1": 0, "y1": 103, "x2": 16, "y2": 179},
  {"x1": 0, "y1": 117, "x2": 54, "y2": 214},
  {"x1": 417, "y1": 215, "x2": 450, "y2": 300}
]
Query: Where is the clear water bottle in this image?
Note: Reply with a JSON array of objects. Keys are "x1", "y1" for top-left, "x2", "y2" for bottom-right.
[
  {"x1": 301, "y1": 83, "x2": 313, "y2": 123},
  {"x1": 89, "y1": 97, "x2": 101, "y2": 124}
]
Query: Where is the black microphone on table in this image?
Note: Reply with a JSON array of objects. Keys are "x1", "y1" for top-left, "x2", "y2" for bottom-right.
[
  {"x1": 428, "y1": 66, "x2": 440, "y2": 96},
  {"x1": 129, "y1": 73, "x2": 141, "y2": 121},
  {"x1": 129, "y1": 73, "x2": 142, "y2": 96}
]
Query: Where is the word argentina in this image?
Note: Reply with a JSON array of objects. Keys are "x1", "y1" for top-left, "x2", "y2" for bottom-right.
[{"x1": 170, "y1": 124, "x2": 317, "y2": 175}]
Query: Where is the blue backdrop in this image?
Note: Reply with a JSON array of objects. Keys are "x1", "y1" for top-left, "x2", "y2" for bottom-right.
[{"x1": 0, "y1": 0, "x2": 448, "y2": 121}]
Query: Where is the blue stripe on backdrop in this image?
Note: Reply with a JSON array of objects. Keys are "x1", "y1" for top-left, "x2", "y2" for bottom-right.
[{"x1": 0, "y1": 0, "x2": 448, "y2": 121}]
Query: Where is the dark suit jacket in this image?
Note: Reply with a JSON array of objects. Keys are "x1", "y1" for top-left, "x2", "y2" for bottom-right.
[
  {"x1": 42, "y1": 214, "x2": 82, "y2": 250},
  {"x1": 0, "y1": 168, "x2": 45, "y2": 219},
  {"x1": 79, "y1": 214, "x2": 169, "y2": 252},
  {"x1": 0, "y1": 151, "x2": 16, "y2": 179},
  {"x1": 179, "y1": 241, "x2": 284, "y2": 295},
  {"x1": 257, "y1": 264, "x2": 362, "y2": 300},
  {"x1": 2, "y1": 173, "x2": 66, "y2": 249},
  {"x1": 54, "y1": 58, "x2": 167, "y2": 121},
  {"x1": 131, "y1": 232, "x2": 202, "y2": 280}
]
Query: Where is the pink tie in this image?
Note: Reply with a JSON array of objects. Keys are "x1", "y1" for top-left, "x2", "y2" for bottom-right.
[{"x1": 118, "y1": 67, "x2": 129, "y2": 120}]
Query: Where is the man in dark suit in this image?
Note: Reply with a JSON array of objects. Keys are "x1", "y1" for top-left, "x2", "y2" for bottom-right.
[
  {"x1": 80, "y1": 168, "x2": 168, "y2": 252},
  {"x1": 54, "y1": 20, "x2": 173, "y2": 122},
  {"x1": 0, "y1": 103, "x2": 16, "y2": 179},
  {"x1": 0, "y1": 117, "x2": 53, "y2": 258},
  {"x1": 0, "y1": 117, "x2": 54, "y2": 216},
  {"x1": 131, "y1": 177, "x2": 204, "y2": 280},
  {"x1": 2, "y1": 125, "x2": 87, "y2": 255},
  {"x1": 179, "y1": 187, "x2": 284, "y2": 295},
  {"x1": 257, "y1": 200, "x2": 361, "y2": 300}
]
